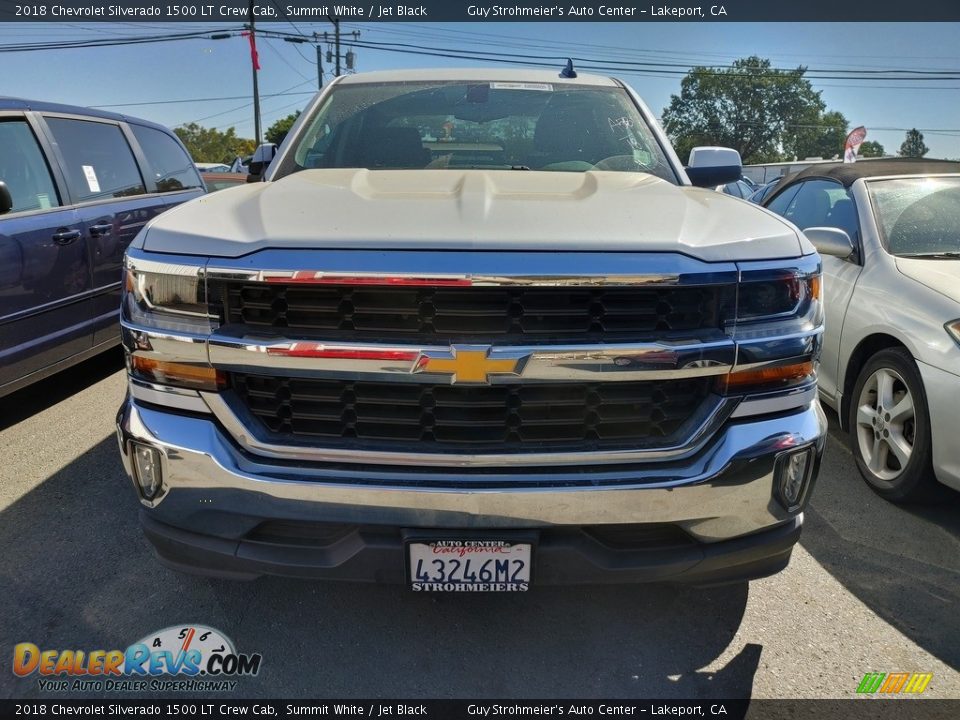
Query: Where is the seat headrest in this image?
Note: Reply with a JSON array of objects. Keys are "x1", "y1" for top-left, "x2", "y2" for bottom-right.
[
  {"x1": 533, "y1": 98, "x2": 610, "y2": 164},
  {"x1": 358, "y1": 126, "x2": 428, "y2": 169}
]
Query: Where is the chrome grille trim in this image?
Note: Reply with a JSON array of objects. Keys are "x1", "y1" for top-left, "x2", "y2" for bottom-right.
[
  {"x1": 207, "y1": 336, "x2": 736, "y2": 382},
  {"x1": 201, "y1": 390, "x2": 737, "y2": 468},
  {"x1": 203, "y1": 250, "x2": 740, "y2": 287}
]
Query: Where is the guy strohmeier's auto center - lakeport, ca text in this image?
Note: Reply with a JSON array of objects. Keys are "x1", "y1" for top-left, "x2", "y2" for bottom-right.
[{"x1": 14, "y1": 4, "x2": 726, "y2": 20}]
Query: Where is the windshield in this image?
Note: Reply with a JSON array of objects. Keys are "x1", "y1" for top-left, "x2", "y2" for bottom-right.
[
  {"x1": 285, "y1": 81, "x2": 676, "y2": 181},
  {"x1": 868, "y1": 176, "x2": 960, "y2": 257}
]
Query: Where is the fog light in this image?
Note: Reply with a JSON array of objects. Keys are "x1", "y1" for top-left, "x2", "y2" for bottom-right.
[
  {"x1": 774, "y1": 447, "x2": 814, "y2": 512},
  {"x1": 131, "y1": 443, "x2": 163, "y2": 500}
]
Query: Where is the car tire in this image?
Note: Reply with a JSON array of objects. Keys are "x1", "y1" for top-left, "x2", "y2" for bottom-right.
[{"x1": 847, "y1": 348, "x2": 937, "y2": 503}]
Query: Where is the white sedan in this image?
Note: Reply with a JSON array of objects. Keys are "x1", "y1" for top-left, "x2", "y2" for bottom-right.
[{"x1": 762, "y1": 159, "x2": 960, "y2": 502}]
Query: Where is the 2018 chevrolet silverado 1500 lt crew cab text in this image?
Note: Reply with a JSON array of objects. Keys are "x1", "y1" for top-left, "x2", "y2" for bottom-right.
[{"x1": 116, "y1": 69, "x2": 831, "y2": 589}]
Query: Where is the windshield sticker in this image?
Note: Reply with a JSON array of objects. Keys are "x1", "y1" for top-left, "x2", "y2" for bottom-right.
[
  {"x1": 490, "y1": 82, "x2": 553, "y2": 92},
  {"x1": 82, "y1": 165, "x2": 101, "y2": 193}
]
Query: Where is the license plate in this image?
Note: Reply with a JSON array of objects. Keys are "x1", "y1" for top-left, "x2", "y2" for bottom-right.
[{"x1": 408, "y1": 540, "x2": 531, "y2": 592}]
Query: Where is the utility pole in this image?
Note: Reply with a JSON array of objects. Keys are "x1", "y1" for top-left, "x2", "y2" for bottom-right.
[
  {"x1": 316, "y1": 44, "x2": 324, "y2": 89},
  {"x1": 249, "y1": 0, "x2": 261, "y2": 147},
  {"x1": 333, "y1": 17, "x2": 341, "y2": 77},
  {"x1": 320, "y1": 18, "x2": 359, "y2": 78}
]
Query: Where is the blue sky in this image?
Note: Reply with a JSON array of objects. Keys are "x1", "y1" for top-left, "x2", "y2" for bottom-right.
[{"x1": 3, "y1": 21, "x2": 960, "y2": 158}]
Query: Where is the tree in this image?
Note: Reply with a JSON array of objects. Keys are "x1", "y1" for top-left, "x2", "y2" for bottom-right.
[
  {"x1": 785, "y1": 109, "x2": 848, "y2": 160},
  {"x1": 662, "y1": 56, "x2": 826, "y2": 164},
  {"x1": 899, "y1": 129, "x2": 929, "y2": 158},
  {"x1": 859, "y1": 140, "x2": 885, "y2": 158},
  {"x1": 265, "y1": 111, "x2": 301, "y2": 146},
  {"x1": 173, "y1": 123, "x2": 256, "y2": 164}
]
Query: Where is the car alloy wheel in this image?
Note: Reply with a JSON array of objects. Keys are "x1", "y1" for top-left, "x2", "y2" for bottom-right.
[
  {"x1": 855, "y1": 367, "x2": 915, "y2": 482},
  {"x1": 848, "y1": 348, "x2": 937, "y2": 503}
]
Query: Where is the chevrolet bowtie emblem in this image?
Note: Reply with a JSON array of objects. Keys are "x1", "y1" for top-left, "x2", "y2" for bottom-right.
[{"x1": 414, "y1": 346, "x2": 526, "y2": 384}]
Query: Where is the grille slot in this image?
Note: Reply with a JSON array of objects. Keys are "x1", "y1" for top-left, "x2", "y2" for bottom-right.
[
  {"x1": 231, "y1": 374, "x2": 714, "y2": 451},
  {"x1": 582, "y1": 523, "x2": 696, "y2": 550},
  {"x1": 222, "y1": 284, "x2": 728, "y2": 341}
]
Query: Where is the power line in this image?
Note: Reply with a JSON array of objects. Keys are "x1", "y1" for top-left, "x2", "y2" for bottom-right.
[
  {"x1": 338, "y1": 37, "x2": 960, "y2": 80},
  {"x1": 266, "y1": 0, "x2": 319, "y2": 72},
  {"x1": 199, "y1": 82, "x2": 313, "y2": 128},
  {"x1": 344, "y1": 21, "x2": 960, "y2": 72},
  {"x1": 0, "y1": 28, "x2": 238, "y2": 52},
  {"x1": 5, "y1": 26, "x2": 960, "y2": 81},
  {"x1": 90, "y1": 86, "x2": 315, "y2": 110},
  {"x1": 261, "y1": 37, "x2": 313, "y2": 81}
]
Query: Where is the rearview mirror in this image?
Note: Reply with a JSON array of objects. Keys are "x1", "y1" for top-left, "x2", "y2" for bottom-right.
[
  {"x1": 0, "y1": 181, "x2": 12, "y2": 215},
  {"x1": 246, "y1": 143, "x2": 278, "y2": 183},
  {"x1": 804, "y1": 227, "x2": 854, "y2": 259},
  {"x1": 685, "y1": 147, "x2": 742, "y2": 187}
]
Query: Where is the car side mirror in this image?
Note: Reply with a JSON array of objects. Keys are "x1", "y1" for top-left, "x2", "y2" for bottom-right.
[
  {"x1": 685, "y1": 147, "x2": 742, "y2": 187},
  {"x1": 246, "y1": 143, "x2": 278, "y2": 183},
  {"x1": 0, "y1": 181, "x2": 12, "y2": 215},
  {"x1": 804, "y1": 227, "x2": 854, "y2": 259}
]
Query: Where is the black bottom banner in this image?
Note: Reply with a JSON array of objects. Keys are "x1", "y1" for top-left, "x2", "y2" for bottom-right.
[{"x1": 2, "y1": 700, "x2": 958, "y2": 720}]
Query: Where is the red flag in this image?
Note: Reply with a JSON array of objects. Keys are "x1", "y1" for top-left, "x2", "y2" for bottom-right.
[
  {"x1": 844, "y1": 126, "x2": 867, "y2": 164},
  {"x1": 241, "y1": 30, "x2": 260, "y2": 71}
]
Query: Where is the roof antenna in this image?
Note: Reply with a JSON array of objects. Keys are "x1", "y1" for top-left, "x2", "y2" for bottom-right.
[{"x1": 560, "y1": 58, "x2": 578, "y2": 79}]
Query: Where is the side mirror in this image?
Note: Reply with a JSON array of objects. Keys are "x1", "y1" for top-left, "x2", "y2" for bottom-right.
[
  {"x1": 804, "y1": 227, "x2": 854, "y2": 259},
  {"x1": 0, "y1": 181, "x2": 12, "y2": 215},
  {"x1": 246, "y1": 143, "x2": 278, "y2": 183},
  {"x1": 685, "y1": 147, "x2": 742, "y2": 188}
]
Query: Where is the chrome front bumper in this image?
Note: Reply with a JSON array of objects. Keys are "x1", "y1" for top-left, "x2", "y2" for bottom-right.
[{"x1": 117, "y1": 396, "x2": 826, "y2": 560}]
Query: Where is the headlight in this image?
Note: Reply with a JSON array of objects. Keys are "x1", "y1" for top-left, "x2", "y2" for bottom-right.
[
  {"x1": 730, "y1": 259, "x2": 823, "y2": 340},
  {"x1": 721, "y1": 257, "x2": 822, "y2": 399},
  {"x1": 947, "y1": 319, "x2": 960, "y2": 347},
  {"x1": 737, "y1": 275, "x2": 821, "y2": 321},
  {"x1": 123, "y1": 255, "x2": 214, "y2": 334}
]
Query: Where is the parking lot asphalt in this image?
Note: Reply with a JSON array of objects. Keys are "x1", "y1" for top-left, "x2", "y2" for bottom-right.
[{"x1": 1, "y1": 350, "x2": 958, "y2": 701}]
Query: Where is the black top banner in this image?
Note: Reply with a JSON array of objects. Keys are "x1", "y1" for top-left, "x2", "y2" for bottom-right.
[{"x1": 1, "y1": 0, "x2": 959, "y2": 23}]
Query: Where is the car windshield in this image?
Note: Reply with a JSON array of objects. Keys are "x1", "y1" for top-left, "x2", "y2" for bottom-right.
[
  {"x1": 868, "y1": 176, "x2": 960, "y2": 257},
  {"x1": 287, "y1": 80, "x2": 676, "y2": 181}
]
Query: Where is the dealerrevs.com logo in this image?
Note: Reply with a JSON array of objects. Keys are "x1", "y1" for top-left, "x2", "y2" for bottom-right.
[{"x1": 13, "y1": 625, "x2": 261, "y2": 693}]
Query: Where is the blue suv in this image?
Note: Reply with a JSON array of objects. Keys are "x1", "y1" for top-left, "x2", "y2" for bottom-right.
[{"x1": 0, "y1": 99, "x2": 205, "y2": 397}]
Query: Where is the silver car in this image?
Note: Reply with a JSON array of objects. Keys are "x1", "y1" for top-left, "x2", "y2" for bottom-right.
[{"x1": 762, "y1": 159, "x2": 960, "y2": 502}]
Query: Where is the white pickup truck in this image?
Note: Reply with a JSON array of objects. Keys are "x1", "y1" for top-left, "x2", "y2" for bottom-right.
[{"x1": 116, "y1": 68, "x2": 830, "y2": 589}]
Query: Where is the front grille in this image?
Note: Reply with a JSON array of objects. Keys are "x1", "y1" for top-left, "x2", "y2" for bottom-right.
[
  {"x1": 231, "y1": 374, "x2": 714, "y2": 451},
  {"x1": 220, "y1": 283, "x2": 729, "y2": 342}
]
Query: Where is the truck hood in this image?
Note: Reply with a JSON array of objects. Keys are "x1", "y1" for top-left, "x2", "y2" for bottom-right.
[
  {"x1": 142, "y1": 169, "x2": 805, "y2": 261},
  {"x1": 896, "y1": 257, "x2": 960, "y2": 303}
]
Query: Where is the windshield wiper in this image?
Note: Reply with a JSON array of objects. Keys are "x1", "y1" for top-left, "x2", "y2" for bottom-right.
[
  {"x1": 899, "y1": 251, "x2": 960, "y2": 259},
  {"x1": 509, "y1": 165, "x2": 531, "y2": 171}
]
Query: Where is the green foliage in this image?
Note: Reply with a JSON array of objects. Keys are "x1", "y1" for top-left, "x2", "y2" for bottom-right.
[
  {"x1": 898, "y1": 129, "x2": 929, "y2": 158},
  {"x1": 662, "y1": 57, "x2": 830, "y2": 165},
  {"x1": 859, "y1": 140, "x2": 885, "y2": 158},
  {"x1": 786, "y1": 110, "x2": 848, "y2": 161},
  {"x1": 265, "y1": 112, "x2": 302, "y2": 146},
  {"x1": 173, "y1": 123, "x2": 256, "y2": 165}
]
